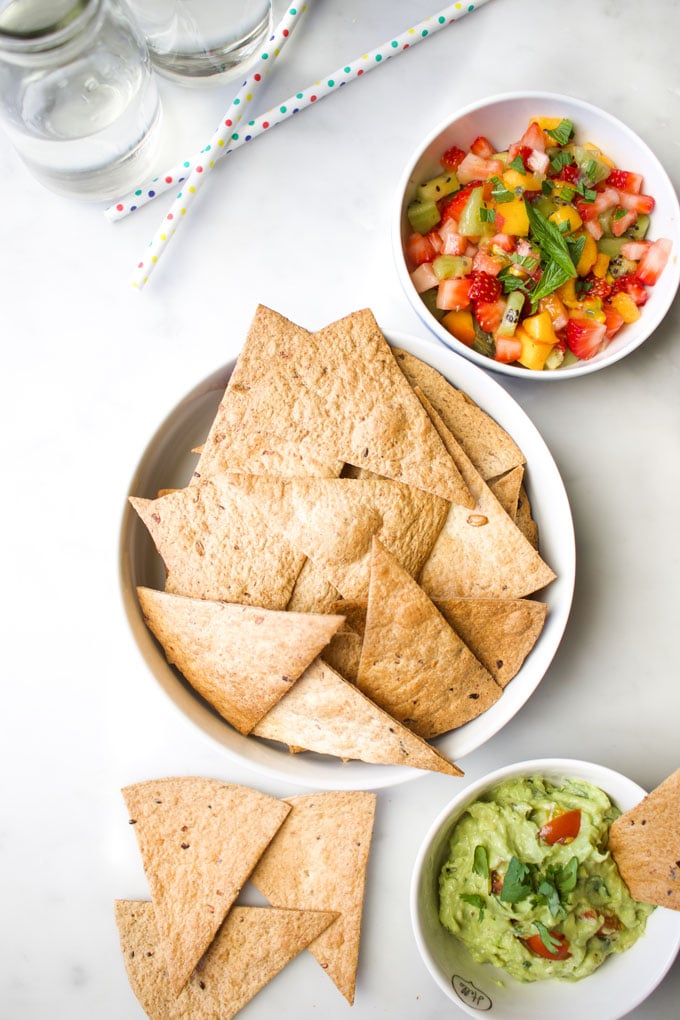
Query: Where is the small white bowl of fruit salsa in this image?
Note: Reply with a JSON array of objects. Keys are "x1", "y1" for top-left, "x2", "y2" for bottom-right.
[
  {"x1": 410, "y1": 758, "x2": 680, "y2": 1020},
  {"x1": 394, "y1": 92, "x2": 680, "y2": 378}
]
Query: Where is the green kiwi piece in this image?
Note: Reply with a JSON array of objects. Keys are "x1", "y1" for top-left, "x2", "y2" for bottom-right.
[
  {"x1": 407, "y1": 198, "x2": 440, "y2": 234},
  {"x1": 417, "y1": 171, "x2": 460, "y2": 203}
]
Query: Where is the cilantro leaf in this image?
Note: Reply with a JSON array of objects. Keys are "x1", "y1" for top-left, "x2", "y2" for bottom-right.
[
  {"x1": 556, "y1": 856, "x2": 579, "y2": 895},
  {"x1": 534, "y1": 921, "x2": 563, "y2": 955},
  {"x1": 461, "y1": 893, "x2": 486, "y2": 921},
  {"x1": 546, "y1": 119, "x2": 575, "y2": 146},
  {"x1": 537, "y1": 879, "x2": 564, "y2": 918},
  {"x1": 499, "y1": 857, "x2": 533, "y2": 903},
  {"x1": 473, "y1": 845, "x2": 489, "y2": 880}
]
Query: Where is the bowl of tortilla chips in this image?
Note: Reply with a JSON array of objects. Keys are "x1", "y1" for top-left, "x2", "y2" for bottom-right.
[
  {"x1": 411, "y1": 758, "x2": 680, "y2": 1020},
  {"x1": 120, "y1": 306, "x2": 575, "y2": 788}
]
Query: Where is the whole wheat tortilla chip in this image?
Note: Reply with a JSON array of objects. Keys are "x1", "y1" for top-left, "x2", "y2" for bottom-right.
[
  {"x1": 115, "y1": 900, "x2": 337, "y2": 1020},
  {"x1": 286, "y1": 558, "x2": 342, "y2": 614},
  {"x1": 322, "y1": 628, "x2": 363, "y2": 682},
  {"x1": 515, "y1": 481, "x2": 539, "y2": 549},
  {"x1": 608, "y1": 768, "x2": 680, "y2": 910},
  {"x1": 329, "y1": 599, "x2": 369, "y2": 638},
  {"x1": 253, "y1": 657, "x2": 463, "y2": 777},
  {"x1": 136, "y1": 587, "x2": 345, "y2": 734},
  {"x1": 434, "y1": 597, "x2": 547, "y2": 688},
  {"x1": 416, "y1": 391, "x2": 556, "y2": 599},
  {"x1": 488, "y1": 465, "x2": 524, "y2": 520},
  {"x1": 129, "y1": 475, "x2": 306, "y2": 609},
  {"x1": 393, "y1": 348, "x2": 525, "y2": 480},
  {"x1": 250, "y1": 791, "x2": 376, "y2": 1004},
  {"x1": 356, "y1": 540, "x2": 502, "y2": 738},
  {"x1": 121, "y1": 778, "x2": 291, "y2": 994},
  {"x1": 224, "y1": 473, "x2": 449, "y2": 601}
]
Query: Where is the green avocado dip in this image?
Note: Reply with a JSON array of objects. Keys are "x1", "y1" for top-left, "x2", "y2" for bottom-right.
[{"x1": 438, "y1": 776, "x2": 654, "y2": 982}]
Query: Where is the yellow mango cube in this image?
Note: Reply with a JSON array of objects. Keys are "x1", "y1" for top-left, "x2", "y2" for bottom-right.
[
  {"x1": 502, "y1": 168, "x2": 544, "y2": 193},
  {"x1": 522, "y1": 310, "x2": 560, "y2": 346},
  {"x1": 557, "y1": 278, "x2": 578, "y2": 306},
  {"x1": 549, "y1": 206, "x2": 583, "y2": 235},
  {"x1": 531, "y1": 116, "x2": 563, "y2": 131},
  {"x1": 610, "y1": 292, "x2": 641, "y2": 323},
  {"x1": 442, "y1": 308, "x2": 476, "y2": 345},
  {"x1": 576, "y1": 233, "x2": 598, "y2": 276},
  {"x1": 516, "y1": 326, "x2": 554, "y2": 371},
  {"x1": 494, "y1": 197, "x2": 530, "y2": 236},
  {"x1": 592, "y1": 252, "x2": 610, "y2": 278}
]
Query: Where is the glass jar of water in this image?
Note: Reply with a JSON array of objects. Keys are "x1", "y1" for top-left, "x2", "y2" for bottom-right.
[{"x1": 0, "y1": 0, "x2": 162, "y2": 200}]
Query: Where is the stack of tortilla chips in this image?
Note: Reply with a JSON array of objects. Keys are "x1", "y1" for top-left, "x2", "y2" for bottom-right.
[
  {"x1": 116, "y1": 777, "x2": 376, "y2": 1016},
  {"x1": 130, "y1": 307, "x2": 556, "y2": 776}
]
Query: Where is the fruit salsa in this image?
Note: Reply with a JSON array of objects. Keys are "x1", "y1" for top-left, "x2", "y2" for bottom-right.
[{"x1": 404, "y1": 117, "x2": 672, "y2": 370}]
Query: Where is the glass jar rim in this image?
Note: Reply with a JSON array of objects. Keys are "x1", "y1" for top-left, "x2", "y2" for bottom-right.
[{"x1": 0, "y1": 0, "x2": 97, "y2": 50}]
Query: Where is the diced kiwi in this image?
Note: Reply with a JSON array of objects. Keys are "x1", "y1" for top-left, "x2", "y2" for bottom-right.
[
  {"x1": 407, "y1": 198, "x2": 440, "y2": 234},
  {"x1": 472, "y1": 325, "x2": 495, "y2": 358},
  {"x1": 432, "y1": 255, "x2": 472, "y2": 280},
  {"x1": 607, "y1": 253, "x2": 638, "y2": 279},
  {"x1": 417, "y1": 171, "x2": 460, "y2": 203},
  {"x1": 533, "y1": 195, "x2": 557, "y2": 219},
  {"x1": 624, "y1": 213, "x2": 650, "y2": 241},
  {"x1": 566, "y1": 144, "x2": 611, "y2": 185},
  {"x1": 496, "y1": 290, "x2": 525, "y2": 338},
  {"x1": 458, "y1": 186, "x2": 494, "y2": 237},
  {"x1": 597, "y1": 236, "x2": 625, "y2": 258},
  {"x1": 420, "y1": 287, "x2": 445, "y2": 321}
]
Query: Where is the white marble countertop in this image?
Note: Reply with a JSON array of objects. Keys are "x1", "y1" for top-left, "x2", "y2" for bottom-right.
[{"x1": 2, "y1": 0, "x2": 679, "y2": 1017}]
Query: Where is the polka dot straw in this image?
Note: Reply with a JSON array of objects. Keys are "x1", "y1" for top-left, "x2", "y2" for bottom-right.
[{"x1": 131, "y1": 0, "x2": 494, "y2": 290}]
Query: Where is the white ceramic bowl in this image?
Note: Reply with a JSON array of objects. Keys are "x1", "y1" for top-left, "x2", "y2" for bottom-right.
[
  {"x1": 119, "y1": 332, "x2": 574, "y2": 790},
  {"x1": 394, "y1": 91, "x2": 680, "y2": 380},
  {"x1": 411, "y1": 758, "x2": 680, "y2": 1019}
]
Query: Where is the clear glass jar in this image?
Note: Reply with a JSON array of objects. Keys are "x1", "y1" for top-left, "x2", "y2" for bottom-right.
[{"x1": 0, "y1": 0, "x2": 162, "y2": 200}]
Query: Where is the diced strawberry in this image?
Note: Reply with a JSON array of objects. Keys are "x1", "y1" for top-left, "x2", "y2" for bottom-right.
[
  {"x1": 606, "y1": 168, "x2": 643, "y2": 193},
  {"x1": 471, "y1": 249, "x2": 505, "y2": 276},
  {"x1": 439, "y1": 224, "x2": 467, "y2": 256},
  {"x1": 470, "y1": 135, "x2": 496, "y2": 159},
  {"x1": 441, "y1": 182, "x2": 480, "y2": 222},
  {"x1": 410, "y1": 262, "x2": 439, "y2": 293},
  {"x1": 584, "y1": 218, "x2": 604, "y2": 240},
  {"x1": 583, "y1": 275, "x2": 612, "y2": 301},
  {"x1": 621, "y1": 240, "x2": 650, "y2": 261},
  {"x1": 487, "y1": 232, "x2": 515, "y2": 252},
  {"x1": 405, "y1": 232, "x2": 437, "y2": 266},
  {"x1": 527, "y1": 149, "x2": 550, "y2": 175},
  {"x1": 469, "y1": 271, "x2": 502, "y2": 302},
  {"x1": 474, "y1": 297, "x2": 506, "y2": 334},
  {"x1": 440, "y1": 145, "x2": 467, "y2": 171},
  {"x1": 603, "y1": 303, "x2": 626, "y2": 339},
  {"x1": 518, "y1": 121, "x2": 547, "y2": 153},
  {"x1": 610, "y1": 272, "x2": 648, "y2": 305},
  {"x1": 507, "y1": 143, "x2": 533, "y2": 166},
  {"x1": 437, "y1": 276, "x2": 473, "y2": 311},
  {"x1": 611, "y1": 209, "x2": 638, "y2": 237},
  {"x1": 495, "y1": 335, "x2": 523, "y2": 363},
  {"x1": 565, "y1": 317, "x2": 607, "y2": 360},
  {"x1": 456, "y1": 152, "x2": 505, "y2": 185},
  {"x1": 576, "y1": 187, "x2": 618, "y2": 222},
  {"x1": 553, "y1": 162, "x2": 580, "y2": 185},
  {"x1": 635, "y1": 237, "x2": 672, "y2": 286},
  {"x1": 615, "y1": 190, "x2": 655, "y2": 215},
  {"x1": 425, "y1": 229, "x2": 444, "y2": 254}
]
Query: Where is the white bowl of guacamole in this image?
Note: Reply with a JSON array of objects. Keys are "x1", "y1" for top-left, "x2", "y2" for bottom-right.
[{"x1": 411, "y1": 759, "x2": 680, "y2": 1019}]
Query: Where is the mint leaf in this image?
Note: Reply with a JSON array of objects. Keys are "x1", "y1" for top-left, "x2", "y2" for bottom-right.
[
  {"x1": 525, "y1": 201, "x2": 578, "y2": 278},
  {"x1": 500, "y1": 857, "x2": 533, "y2": 903},
  {"x1": 546, "y1": 119, "x2": 575, "y2": 146},
  {"x1": 461, "y1": 893, "x2": 486, "y2": 921},
  {"x1": 490, "y1": 176, "x2": 515, "y2": 203},
  {"x1": 509, "y1": 154, "x2": 527, "y2": 173},
  {"x1": 528, "y1": 260, "x2": 572, "y2": 310},
  {"x1": 473, "y1": 845, "x2": 489, "y2": 880}
]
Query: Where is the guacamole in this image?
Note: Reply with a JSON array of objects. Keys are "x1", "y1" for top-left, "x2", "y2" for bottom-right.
[{"x1": 438, "y1": 776, "x2": 654, "y2": 982}]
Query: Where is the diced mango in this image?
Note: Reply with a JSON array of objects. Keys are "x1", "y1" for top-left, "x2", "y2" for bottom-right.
[
  {"x1": 531, "y1": 116, "x2": 563, "y2": 131},
  {"x1": 576, "y1": 233, "x2": 598, "y2": 276},
  {"x1": 502, "y1": 168, "x2": 544, "y2": 193},
  {"x1": 516, "y1": 326, "x2": 554, "y2": 371},
  {"x1": 538, "y1": 292, "x2": 569, "y2": 330},
  {"x1": 557, "y1": 278, "x2": 578, "y2": 306},
  {"x1": 494, "y1": 197, "x2": 530, "y2": 236},
  {"x1": 521, "y1": 310, "x2": 560, "y2": 346},
  {"x1": 610, "y1": 292, "x2": 641, "y2": 323},
  {"x1": 592, "y1": 252, "x2": 610, "y2": 278},
  {"x1": 582, "y1": 141, "x2": 615, "y2": 168},
  {"x1": 549, "y1": 205, "x2": 582, "y2": 234},
  {"x1": 442, "y1": 308, "x2": 476, "y2": 345}
]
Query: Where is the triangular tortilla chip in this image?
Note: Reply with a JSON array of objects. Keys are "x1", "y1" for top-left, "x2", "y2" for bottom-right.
[
  {"x1": 286, "y1": 558, "x2": 343, "y2": 614},
  {"x1": 416, "y1": 391, "x2": 556, "y2": 599},
  {"x1": 224, "y1": 473, "x2": 449, "y2": 600},
  {"x1": 356, "y1": 540, "x2": 502, "y2": 738},
  {"x1": 250, "y1": 792, "x2": 376, "y2": 1004},
  {"x1": 121, "y1": 778, "x2": 291, "y2": 994},
  {"x1": 608, "y1": 768, "x2": 680, "y2": 910},
  {"x1": 515, "y1": 481, "x2": 539, "y2": 548},
  {"x1": 136, "y1": 587, "x2": 345, "y2": 733},
  {"x1": 115, "y1": 900, "x2": 337, "y2": 1019},
  {"x1": 329, "y1": 595, "x2": 547, "y2": 689},
  {"x1": 393, "y1": 347, "x2": 525, "y2": 479},
  {"x1": 488, "y1": 465, "x2": 524, "y2": 519},
  {"x1": 129, "y1": 475, "x2": 306, "y2": 609},
  {"x1": 252, "y1": 657, "x2": 463, "y2": 777},
  {"x1": 434, "y1": 597, "x2": 547, "y2": 688}
]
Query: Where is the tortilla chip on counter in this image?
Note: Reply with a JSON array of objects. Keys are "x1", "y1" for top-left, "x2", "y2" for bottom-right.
[
  {"x1": 114, "y1": 900, "x2": 337, "y2": 1020},
  {"x1": 250, "y1": 791, "x2": 376, "y2": 1005},
  {"x1": 129, "y1": 476, "x2": 306, "y2": 609},
  {"x1": 252, "y1": 657, "x2": 463, "y2": 777},
  {"x1": 224, "y1": 473, "x2": 450, "y2": 601},
  {"x1": 608, "y1": 768, "x2": 680, "y2": 910},
  {"x1": 136, "y1": 587, "x2": 345, "y2": 734},
  {"x1": 392, "y1": 347, "x2": 525, "y2": 480},
  {"x1": 416, "y1": 391, "x2": 556, "y2": 600},
  {"x1": 356, "y1": 540, "x2": 502, "y2": 738},
  {"x1": 121, "y1": 778, "x2": 291, "y2": 994}
]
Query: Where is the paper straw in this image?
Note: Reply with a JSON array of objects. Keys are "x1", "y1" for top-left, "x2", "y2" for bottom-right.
[
  {"x1": 106, "y1": 4, "x2": 308, "y2": 223},
  {"x1": 132, "y1": 0, "x2": 494, "y2": 290}
]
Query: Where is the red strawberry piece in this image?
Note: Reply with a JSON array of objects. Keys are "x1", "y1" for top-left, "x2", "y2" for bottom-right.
[
  {"x1": 470, "y1": 135, "x2": 496, "y2": 159},
  {"x1": 606, "y1": 168, "x2": 643, "y2": 193},
  {"x1": 583, "y1": 275, "x2": 612, "y2": 301},
  {"x1": 437, "y1": 276, "x2": 473, "y2": 311},
  {"x1": 616, "y1": 190, "x2": 655, "y2": 215},
  {"x1": 440, "y1": 145, "x2": 466, "y2": 171},
  {"x1": 494, "y1": 335, "x2": 523, "y2": 363},
  {"x1": 471, "y1": 249, "x2": 505, "y2": 276},
  {"x1": 405, "y1": 232, "x2": 437, "y2": 266},
  {"x1": 565, "y1": 318, "x2": 607, "y2": 360},
  {"x1": 576, "y1": 187, "x2": 618, "y2": 222},
  {"x1": 635, "y1": 237, "x2": 672, "y2": 286},
  {"x1": 456, "y1": 152, "x2": 505, "y2": 185},
  {"x1": 554, "y1": 163, "x2": 580, "y2": 185},
  {"x1": 611, "y1": 273, "x2": 649, "y2": 305},
  {"x1": 611, "y1": 209, "x2": 638, "y2": 237},
  {"x1": 474, "y1": 298, "x2": 506, "y2": 334},
  {"x1": 441, "y1": 182, "x2": 481, "y2": 222},
  {"x1": 469, "y1": 271, "x2": 502, "y2": 302},
  {"x1": 603, "y1": 303, "x2": 626, "y2": 339}
]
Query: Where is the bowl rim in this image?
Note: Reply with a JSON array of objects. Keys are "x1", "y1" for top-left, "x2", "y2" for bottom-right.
[
  {"x1": 410, "y1": 756, "x2": 680, "y2": 1018},
  {"x1": 393, "y1": 89, "x2": 680, "y2": 381}
]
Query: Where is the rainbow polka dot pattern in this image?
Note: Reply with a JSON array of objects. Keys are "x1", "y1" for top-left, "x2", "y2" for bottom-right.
[{"x1": 129, "y1": 1, "x2": 493, "y2": 290}]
